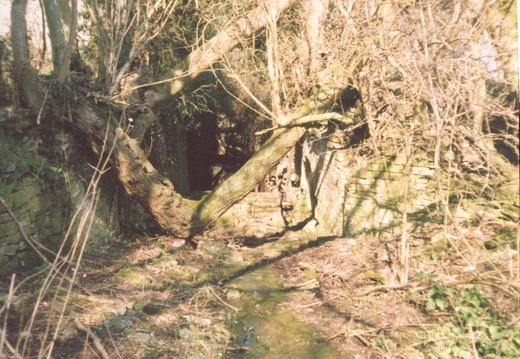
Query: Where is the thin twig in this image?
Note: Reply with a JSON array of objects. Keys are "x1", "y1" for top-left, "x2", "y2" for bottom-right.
[
  {"x1": 283, "y1": 278, "x2": 318, "y2": 289},
  {"x1": 352, "y1": 284, "x2": 413, "y2": 297},
  {"x1": 255, "y1": 113, "x2": 355, "y2": 135},
  {"x1": 0, "y1": 196, "x2": 51, "y2": 266},
  {"x1": 74, "y1": 317, "x2": 110, "y2": 359},
  {"x1": 0, "y1": 196, "x2": 78, "y2": 269},
  {"x1": 103, "y1": 322, "x2": 123, "y2": 359},
  {"x1": 208, "y1": 286, "x2": 238, "y2": 312},
  {"x1": 350, "y1": 279, "x2": 518, "y2": 299},
  {"x1": 327, "y1": 323, "x2": 426, "y2": 342},
  {"x1": 0, "y1": 275, "x2": 19, "y2": 359},
  {"x1": 0, "y1": 328, "x2": 22, "y2": 359},
  {"x1": 36, "y1": 88, "x2": 49, "y2": 125}
]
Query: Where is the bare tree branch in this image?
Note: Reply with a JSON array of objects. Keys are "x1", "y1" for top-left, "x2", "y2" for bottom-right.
[
  {"x1": 143, "y1": 0, "x2": 299, "y2": 111},
  {"x1": 132, "y1": 0, "x2": 298, "y2": 141}
]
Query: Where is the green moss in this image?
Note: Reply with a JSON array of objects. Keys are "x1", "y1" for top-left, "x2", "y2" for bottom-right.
[
  {"x1": 159, "y1": 266, "x2": 198, "y2": 286},
  {"x1": 362, "y1": 271, "x2": 386, "y2": 285},
  {"x1": 115, "y1": 268, "x2": 151, "y2": 286},
  {"x1": 0, "y1": 133, "x2": 61, "y2": 191},
  {"x1": 195, "y1": 269, "x2": 214, "y2": 283},
  {"x1": 485, "y1": 226, "x2": 518, "y2": 250}
]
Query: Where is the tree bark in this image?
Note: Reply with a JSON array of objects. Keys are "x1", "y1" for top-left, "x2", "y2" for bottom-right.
[
  {"x1": 11, "y1": 0, "x2": 345, "y2": 239},
  {"x1": 192, "y1": 85, "x2": 340, "y2": 231},
  {"x1": 193, "y1": 126, "x2": 306, "y2": 231},
  {"x1": 64, "y1": 0, "x2": 318, "y2": 237},
  {"x1": 71, "y1": 103, "x2": 198, "y2": 238},
  {"x1": 56, "y1": 0, "x2": 77, "y2": 83},
  {"x1": 11, "y1": 0, "x2": 43, "y2": 110},
  {"x1": 43, "y1": 0, "x2": 66, "y2": 72},
  {"x1": 68, "y1": 81, "x2": 339, "y2": 237},
  {"x1": 132, "y1": 0, "x2": 299, "y2": 141}
]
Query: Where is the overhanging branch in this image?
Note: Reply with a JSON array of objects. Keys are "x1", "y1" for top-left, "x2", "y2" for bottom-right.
[
  {"x1": 131, "y1": 0, "x2": 298, "y2": 142},
  {"x1": 142, "y1": 0, "x2": 298, "y2": 110},
  {"x1": 255, "y1": 112, "x2": 356, "y2": 135}
]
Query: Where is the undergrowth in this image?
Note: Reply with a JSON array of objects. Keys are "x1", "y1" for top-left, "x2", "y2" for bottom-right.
[
  {"x1": 0, "y1": 133, "x2": 62, "y2": 194},
  {"x1": 407, "y1": 284, "x2": 520, "y2": 358}
]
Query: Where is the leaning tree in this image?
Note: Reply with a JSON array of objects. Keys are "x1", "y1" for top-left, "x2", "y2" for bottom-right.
[{"x1": 5, "y1": 0, "x2": 518, "y2": 238}]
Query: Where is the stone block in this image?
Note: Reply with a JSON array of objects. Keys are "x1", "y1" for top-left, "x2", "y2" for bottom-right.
[
  {"x1": 0, "y1": 255, "x2": 20, "y2": 274},
  {"x1": 0, "y1": 211, "x2": 12, "y2": 225},
  {"x1": 0, "y1": 223, "x2": 19, "y2": 245},
  {"x1": 0, "y1": 243, "x2": 18, "y2": 256},
  {"x1": 15, "y1": 251, "x2": 41, "y2": 269},
  {"x1": 10, "y1": 180, "x2": 40, "y2": 206}
]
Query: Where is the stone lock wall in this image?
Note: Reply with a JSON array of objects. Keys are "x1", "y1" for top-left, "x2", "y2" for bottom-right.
[
  {"x1": 302, "y1": 136, "x2": 442, "y2": 237},
  {"x1": 342, "y1": 154, "x2": 438, "y2": 237},
  {"x1": 302, "y1": 138, "x2": 350, "y2": 234},
  {"x1": 0, "y1": 175, "x2": 119, "y2": 274},
  {"x1": 0, "y1": 177, "x2": 64, "y2": 272}
]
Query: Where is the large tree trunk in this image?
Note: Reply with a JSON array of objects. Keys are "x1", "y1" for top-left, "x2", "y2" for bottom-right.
[
  {"x1": 68, "y1": 85, "x2": 338, "y2": 237},
  {"x1": 192, "y1": 86, "x2": 340, "y2": 231},
  {"x1": 11, "y1": 0, "x2": 43, "y2": 110},
  {"x1": 192, "y1": 126, "x2": 306, "y2": 231},
  {"x1": 11, "y1": 0, "x2": 315, "y2": 238},
  {"x1": 71, "y1": 104, "x2": 302, "y2": 237},
  {"x1": 72, "y1": 103, "x2": 197, "y2": 238}
]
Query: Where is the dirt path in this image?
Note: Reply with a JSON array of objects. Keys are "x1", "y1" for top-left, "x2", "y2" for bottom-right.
[{"x1": 1, "y1": 219, "x2": 518, "y2": 358}]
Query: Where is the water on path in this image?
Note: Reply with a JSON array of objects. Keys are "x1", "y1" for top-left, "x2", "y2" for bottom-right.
[{"x1": 225, "y1": 266, "x2": 339, "y2": 358}]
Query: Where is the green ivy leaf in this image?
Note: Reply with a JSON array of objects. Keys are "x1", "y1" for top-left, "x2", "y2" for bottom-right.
[
  {"x1": 425, "y1": 299, "x2": 435, "y2": 311},
  {"x1": 435, "y1": 297, "x2": 449, "y2": 311}
]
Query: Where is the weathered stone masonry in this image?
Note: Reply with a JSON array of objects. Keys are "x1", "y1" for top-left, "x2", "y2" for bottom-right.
[
  {"x1": 0, "y1": 175, "x2": 119, "y2": 274},
  {"x1": 302, "y1": 135, "x2": 441, "y2": 237}
]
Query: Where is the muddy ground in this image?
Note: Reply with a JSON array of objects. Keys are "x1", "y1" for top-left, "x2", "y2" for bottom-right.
[{"x1": 1, "y1": 217, "x2": 519, "y2": 358}]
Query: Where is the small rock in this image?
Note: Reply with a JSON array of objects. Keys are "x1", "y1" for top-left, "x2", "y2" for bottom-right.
[
  {"x1": 178, "y1": 328, "x2": 195, "y2": 339},
  {"x1": 0, "y1": 244, "x2": 18, "y2": 256},
  {"x1": 229, "y1": 251, "x2": 243, "y2": 263},
  {"x1": 111, "y1": 300, "x2": 128, "y2": 315},
  {"x1": 131, "y1": 332, "x2": 150, "y2": 342},
  {"x1": 171, "y1": 239, "x2": 186, "y2": 248},
  {"x1": 226, "y1": 289, "x2": 241, "y2": 301},
  {"x1": 142, "y1": 302, "x2": 165, "y2": 315},
  {"x1": 262, "y1": 248, "x2": 281, "y2": 258},
  {"x1": 490, "y1": 247, "x2": 518, "y2": 263},
  {"x1": 58, "y1": 325, "x2": 77, "y2": 339},
  {"x1": 108, "y1": 315, "x2": 138, "y2": 330},
  {"x1": 183, "y1": 316, "x2": 212, "y2": 327}
]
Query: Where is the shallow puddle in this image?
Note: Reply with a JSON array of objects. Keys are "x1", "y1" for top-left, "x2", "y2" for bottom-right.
[{"x1": 225, "y1": 266, "x2": 339, "y2": 358}]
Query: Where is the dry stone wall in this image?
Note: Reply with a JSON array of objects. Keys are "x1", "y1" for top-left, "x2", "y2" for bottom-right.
[
  {"x1": 303, "y1": 136, "x2": 442, "y2": 237},
  {"x1": 342, "y1": 154, "x2": 438, "y2": 237},
  {"x1": 0, "y1": 175, "x2": 119, "y2": 274}
]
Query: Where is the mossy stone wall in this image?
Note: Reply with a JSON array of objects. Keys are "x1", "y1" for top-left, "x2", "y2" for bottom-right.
[
  {"x1": 303, "y1": 137, "x2": 461, "y2": 237},
  {"x1": 0, "y1": 174, "x2": 119, "y2": 274}
]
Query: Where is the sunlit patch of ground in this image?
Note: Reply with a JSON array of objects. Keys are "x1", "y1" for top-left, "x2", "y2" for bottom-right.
[{"x1": 1, "y1": 217, "x2": 518, "y2": 358}]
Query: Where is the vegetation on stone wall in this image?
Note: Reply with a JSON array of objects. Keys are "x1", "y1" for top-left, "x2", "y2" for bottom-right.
[
  {"x1": 0, "y1": 133, "x2": 62, "y2": 195},
  {"x1": 0, "y1": 0, "x2": 517, "y2": 358}
]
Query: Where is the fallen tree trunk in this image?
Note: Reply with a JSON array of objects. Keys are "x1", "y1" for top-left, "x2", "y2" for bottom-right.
[
  {"x1": 70, "y1": 84, "x2": 339, "y2": 237},
  {"x1": 11, "y1": 0, "x2": 344, "y2": 238},
  {"x1": 192, "y1": 126, "x2": 307, "y2": 231},
  {"x1": 71, "y1": 102, "x2": 197, "y2": 238}
]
